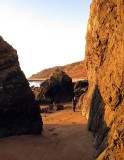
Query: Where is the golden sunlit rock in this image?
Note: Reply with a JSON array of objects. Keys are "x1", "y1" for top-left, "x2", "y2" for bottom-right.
[{"x1": 78, "y1": 0, "x2": 124, "y2": 159}]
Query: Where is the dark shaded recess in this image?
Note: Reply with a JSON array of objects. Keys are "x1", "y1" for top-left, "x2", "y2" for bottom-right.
[
  {"x1": 74, "y1": 80, "x2": 89, "y2": 90},
  {"x1": 74, "y1": 80, "x2": 89, "y2": 99},
  {"x1": 88, "y1": 85, "x2": 110, "y2": 158}
]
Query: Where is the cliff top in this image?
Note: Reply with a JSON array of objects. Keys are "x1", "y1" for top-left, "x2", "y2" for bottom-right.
[{"x1": 28, "y1": 60, "x2": 87, "y2": 81}]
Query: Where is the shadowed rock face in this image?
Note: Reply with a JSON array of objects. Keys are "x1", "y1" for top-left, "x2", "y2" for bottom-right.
[
  {"x1": 78, "y1": 0, "x2": 124, "y2": 159},
  {"x1": 74, "y1": 80, "x2": 88, "y2": 100},
  {"x1": 37, "y1": 68, "x2": 74, "y2": 103},
  {"x1": 0, "y1": 36, "x2": 42, "y2": 137}
]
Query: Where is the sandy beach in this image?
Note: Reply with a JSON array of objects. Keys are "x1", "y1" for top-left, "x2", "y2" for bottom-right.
[{"x1": 0, "y1": 103, "x2": 95, "y2": 160}]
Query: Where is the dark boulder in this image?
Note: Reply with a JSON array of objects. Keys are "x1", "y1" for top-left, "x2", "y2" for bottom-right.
[
  {"x1": 40, "y1": 106, "x2": 52, "y2": 113},
  {"x1": 40, "y1": 103, "x2": 64, "y2": 113},
  {"x1": 49, "y1": 104, "x2": 54, "y2": 110},
  {"x1": 0, "y1": 36, "x2": 42, "y2": 137},
  {"x1": 74, "y1": 80, "x2": 88, "y2": 99},
  {"x1": 53, "y1": 103, "x2": 64, "y2": 111},
  {"x1": 37, "y1": 68, "x2": 74, "y2": 103}
]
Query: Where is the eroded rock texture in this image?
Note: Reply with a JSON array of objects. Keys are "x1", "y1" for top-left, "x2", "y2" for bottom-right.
[
  {"x1": 37, "y1": 68, "x2": 74, "y2": 103},
  {"x1": 0, "y1": 36, "x2": 42, "y2": 137},
  {"x1": 79, "y1": 0, "x2": 124, "y2": 159}
]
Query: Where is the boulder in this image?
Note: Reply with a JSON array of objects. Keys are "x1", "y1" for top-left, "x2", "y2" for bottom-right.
[
  {"x1": 40, "y1": 103, "x2": 64, "y2": 113},
  {"x1": 74, "y1": 80, "x2": 88, "y2": 99},
  {"x1": 53, "y1": 103, "x2": 64, "y2": 111},
  {"x1": 0, "y1": 36, "x2": 42, "y2": 137},
  {"x1": 49, "y1": 104, "x2": 54, "y2": 110},
  {"x1": 40, "y1": 106, "x2": 52, "y2": 113},
  {"x1": 37, "y1": 68, "x2": 74, "y2": 103}
]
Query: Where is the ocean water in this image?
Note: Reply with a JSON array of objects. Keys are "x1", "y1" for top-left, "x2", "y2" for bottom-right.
[{"x1": 28, "y1": 80, "x2": 44, "y2": 87}]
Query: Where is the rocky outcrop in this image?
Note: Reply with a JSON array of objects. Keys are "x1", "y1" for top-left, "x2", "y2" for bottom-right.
[
  {"x1": 79, "y1": 0, "x2": 124, "y2": 159},
  {"x1": 37, "y1": 68, "x2": 74, "y2": 103},
  {"x1": 41, "y1": 104, "x2": 64, "y2": 113},
  {"x1": 0, "y1": 36, "x2": 42, "y2": 137},
  {"x1": 74, "y1": 80, "x2": 88, "y2": 100}
]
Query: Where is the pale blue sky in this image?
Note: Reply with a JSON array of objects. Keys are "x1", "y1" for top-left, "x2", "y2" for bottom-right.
[{"x1": 0, "y1": 0, "x2": 92, "y2": 77}]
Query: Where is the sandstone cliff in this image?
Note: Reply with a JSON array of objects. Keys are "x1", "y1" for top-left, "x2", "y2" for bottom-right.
[
  {"x1": 79, "y1": 0, "x2": 124, "y2": 159},
  {"x1": 28, "y1": 61, "x2": 87, "y2": 80},
  {"x1": 0, "y1": 36, "x2": 42, "y2": 137}
]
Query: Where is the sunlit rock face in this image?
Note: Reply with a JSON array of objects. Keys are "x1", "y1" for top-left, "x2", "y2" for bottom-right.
[
  {"x1": 0, "y1": 36, "x2": 42, "y2": 137},
  {"x1": 79, "y1": 0, "x2": 124, "y2": 159}
]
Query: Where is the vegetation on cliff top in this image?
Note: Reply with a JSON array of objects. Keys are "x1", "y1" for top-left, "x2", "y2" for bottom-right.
[{"x1": 28, "y1": 60, "x2": 87, "y2": 80}]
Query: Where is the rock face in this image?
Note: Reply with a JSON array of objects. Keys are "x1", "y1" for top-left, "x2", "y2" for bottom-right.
[
  {"x1": 37, "y1": 68, "x2": 74, "y2": 103},
  {"x1": 74, "y1": 80, "x2": 88, "y2": 100},
  {"x1": 79, "y1": 0, "x2": 124, "y2": 159},
  {"x1": 0, "y1": 36, "x2": 42, "y2": 137}
]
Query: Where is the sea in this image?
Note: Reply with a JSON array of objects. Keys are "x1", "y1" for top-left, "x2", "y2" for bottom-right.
[{"x1": 28, "y1": 80, "x2": 44, "y2": 87}]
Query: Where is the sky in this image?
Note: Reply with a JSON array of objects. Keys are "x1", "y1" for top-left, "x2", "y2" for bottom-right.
[{"x1": 0, "y1": 0, "x2": 92, "y2": 78}]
